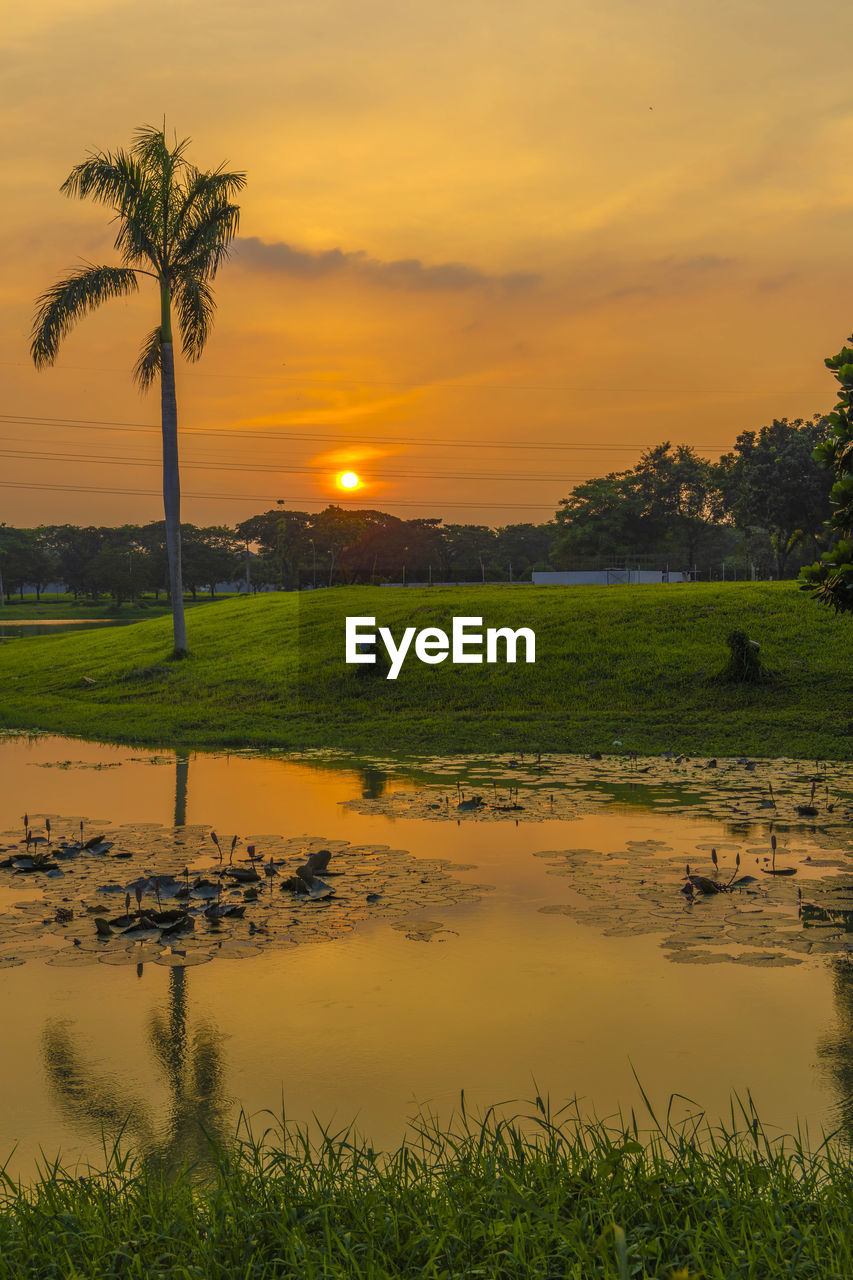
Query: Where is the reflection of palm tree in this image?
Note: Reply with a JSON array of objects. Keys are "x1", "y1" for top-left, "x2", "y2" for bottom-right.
[
  {"x1": 42, "y1": 969, "x2": 230, "y2": 1174},
  {"x1": 816, "y1": 960, "x2": 853, "y2": 1143},
  {"x1": 174, "y1": 752, "x2": 190, "y2": 828}
]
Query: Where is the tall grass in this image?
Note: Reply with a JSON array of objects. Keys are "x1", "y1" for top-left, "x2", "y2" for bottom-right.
[{"x1": 0, "y1": 1095, "x2": 851, "y2": 1278}]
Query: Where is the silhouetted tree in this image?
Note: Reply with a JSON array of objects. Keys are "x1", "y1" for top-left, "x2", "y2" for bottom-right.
[
  {"x1": 31, "y1": 125, "x2": 245, "y2": 654},
  {"x1": 0, "y1": 527, "x2": 56, "y2": 602},
  {"x1": 800, "y1": 346, "x2": 853, "y2": 611},
  {"x1": 720, "y1": 417, "x2": 833, "y2": 577}
]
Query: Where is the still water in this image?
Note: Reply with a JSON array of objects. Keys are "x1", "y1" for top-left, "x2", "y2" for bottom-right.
[{"x1": 0, "y1": 733, "x2": 851, "y2": 1178}]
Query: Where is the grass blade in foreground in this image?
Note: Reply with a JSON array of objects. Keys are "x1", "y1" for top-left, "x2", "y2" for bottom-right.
[{"x1": 0, "y1": 1099, "x2": 850, "y2": 1278}]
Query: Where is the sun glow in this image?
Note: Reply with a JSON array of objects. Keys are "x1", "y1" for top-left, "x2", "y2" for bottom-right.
[{"x1": 339, "y1": 471, "x2": 360, "y2": 489}]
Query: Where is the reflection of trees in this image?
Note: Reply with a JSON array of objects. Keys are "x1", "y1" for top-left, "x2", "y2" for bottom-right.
[
  {"x1": 42, "y1": 968, "x2": 230, "y2": 1174},
  {"x1": 359, "y1": 767, "x2": 387, "y2": 799},
  {"x1": 817, "y1": 960, "x2": 853, "y2": 1143}
]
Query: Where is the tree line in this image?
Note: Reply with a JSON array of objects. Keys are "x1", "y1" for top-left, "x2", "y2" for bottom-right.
[
  {"x1": 555, "y1": 415, "x2": 834, "y2": 579},
  {"x1": 0, "y1": 514, "x2": 557, "y2": 602},
  {"x1": 0, "y1": 416, "x2": 837, "y2": 603}
]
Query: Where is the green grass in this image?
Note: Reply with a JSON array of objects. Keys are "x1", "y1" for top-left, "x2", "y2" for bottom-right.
[
  {"x1": 1, "y1": 1101, "x2": 851, "y2": 1278},
  {"x1": 1, "y1": 582, "x2": 852, "y2": 757},
  {"x1": 0, "y1": 596, "x2": 223, "y2": 620}
]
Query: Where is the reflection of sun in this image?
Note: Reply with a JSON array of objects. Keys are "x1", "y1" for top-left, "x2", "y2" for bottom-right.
[{"x1": 339, "y1": 471, "x2": 360, "y2": 490}]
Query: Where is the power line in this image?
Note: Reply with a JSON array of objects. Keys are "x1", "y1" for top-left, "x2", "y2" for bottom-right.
[
  {"x1": 0, "y1": 359, "x2": 777, "y2": 394},
  {"x1": 0, "y1": 479, "x2": 555, "y2": 512},
  {"x1": 0, "y1": 446, "x2": 599, "y2": 485},
  {"x1": 0, "y1": 413, "x2": 732, "y2": 455}
]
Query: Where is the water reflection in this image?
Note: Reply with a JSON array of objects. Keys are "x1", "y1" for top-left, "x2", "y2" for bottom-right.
[
  {"x1": 42, "y1": 968, "x2": 229, "y2": 1173},
  {"x1": 3, "y1": 731, "x2": 853, "y2": 1174},
  {"x1": 359, "y1": 766, "x2": 387, "y2": 799},
  {"x1": 817, "y1": 961, "x2": 853, "y2": 1142},
  {"x1": 174, "y1": 752, "x2": 190, "y2": 828}
]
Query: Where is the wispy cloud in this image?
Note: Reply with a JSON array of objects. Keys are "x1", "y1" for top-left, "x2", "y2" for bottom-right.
[
  {"x1": 237, "y1": 388, "x2": 422, "y2": 430},
  {"x1": 312, "y1": 444, "x2": 398, "y2": 467},
  {"x1": 236, "y1": 237, "x2": 539, "y2": 294},
  {"x1": 659, "y1": 253, "x2": 736, "y2": 274}
]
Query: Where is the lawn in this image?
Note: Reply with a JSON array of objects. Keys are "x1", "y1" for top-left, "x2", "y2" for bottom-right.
[
  {"x1": 0, "y1": 582, "x2": 850, "y2": 757},
  {"x1": 0, "y1": 596, "x2": 224, "y2": 620}
]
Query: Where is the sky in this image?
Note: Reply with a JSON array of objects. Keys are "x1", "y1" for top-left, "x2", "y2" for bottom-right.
[{"x1": 4, "y1": 0, "x2": 853, "y2": 528}]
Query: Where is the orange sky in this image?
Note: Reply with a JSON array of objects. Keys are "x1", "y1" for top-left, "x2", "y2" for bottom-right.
[{"x1": 4, "y1": 0, "x2": 853, "y2": 527}]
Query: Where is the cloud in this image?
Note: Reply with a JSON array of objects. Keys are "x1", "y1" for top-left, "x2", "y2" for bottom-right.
[
  {"x1": 755, "y1": 272, "x2": 796, "y2": 293},
  {"x1": 584, "y1": 253, "x2": 738, "y2": 308},
  {"x1": 657, "y1": 253, "x2": 736, "y2": 274},
  {"x1": 313, "y1": 444, "x2": 397, "y2": 468},
  {"x1": 236, "y1": 236, "x2": 539, "y2": 294},
  {"x1": 602, "y1": 284, "x2": 656, "y2": 302},
  {"x1": 237, "y1": 388, "x2": 422, "y2": 430}
]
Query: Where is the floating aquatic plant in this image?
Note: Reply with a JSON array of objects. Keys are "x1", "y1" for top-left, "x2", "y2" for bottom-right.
[
  {"x1": 761, "y1": 832, "x2": 798, "y2": 877},
  {"x1": 0, "y1": 818, "x2": 485, "y2": 969}
]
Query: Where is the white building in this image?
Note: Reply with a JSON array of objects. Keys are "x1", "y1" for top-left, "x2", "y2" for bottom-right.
[{"x1": 531, "y1": 569, "x2": 685, "y2": 586}]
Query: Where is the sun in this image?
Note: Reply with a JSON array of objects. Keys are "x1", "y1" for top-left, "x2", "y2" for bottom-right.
[{"x1": 338, "y1": 471, "x2": 360, "y2": 490}]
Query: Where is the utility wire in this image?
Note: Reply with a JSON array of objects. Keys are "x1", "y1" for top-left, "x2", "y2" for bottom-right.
[
  {"x1": 0, "y1": 413, "x2": 732, "y2": 455},
  {"x1": 0, "y1": 445, "x2": 603, "y2": 485},
  {"x1": 0, "y1": 479, "x2": 555, "y2": 512},
  {"x1": 0, "y1": 359, "x2": 774, "y2": 394}
]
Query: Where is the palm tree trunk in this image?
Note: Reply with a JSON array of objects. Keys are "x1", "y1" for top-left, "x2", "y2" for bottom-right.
[{"x1": 160, "y1": 322, "x2": 188, "y2": 655}]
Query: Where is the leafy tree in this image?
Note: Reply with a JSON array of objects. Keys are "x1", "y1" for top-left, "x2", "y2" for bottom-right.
[
  {"x1": 494, "y1": 522, "x2": 558, "y2": 580},
  {"x1": 632, "y1": 443, "x2": 717, "y2": 567},
  {"x1": 237, "y1": 509, "x2": 313, "y2": 589},
  {"x1": 30, "y1": 125, "x2": 245, "y2": 654},
  {"x1": 137, "y1": 522, "x2": 171, "y2": 597},
  {"x1": 800, "y1": 345, "x2": 853, "y2": 611},
  {"x1": 389, "y1": 517, "x2": 444, "y2": 582},
  {"x1": 438, "y1": 525, "x2": 498, "y2": 581},
  {"x1": 85, "y1": 544, "x2": 137, "y2": 603},
  {"x1": 553, "y1": 472, "x2": 642, "y2": 562},
  {"x1": 41, "y1": 526, "x2": 105, "y2": 597},
  {"x1": 719, "y1": 417, "x2": 833, "y2": 577},
  {"x1": 78, "y1": 527, "x2": 155, "y2": 602},
  {"x1": 553, "y1": 436, "x2": 817, "y2": 576},
  {"x1": 0, "y1": 528, "x2": 56, "y2": 602},
  {"x1": 311, "y1": 507, "x2": 373, "y2": 585},
  {"x1": 554, "y1": 443, "x2": 718, "y2": 569},
  {"x1": 181, "y1": 526, "x2": 240, "y2": 599},
  {"x1": 343, "y1": 515, "x2": 444, "y2": 582}
]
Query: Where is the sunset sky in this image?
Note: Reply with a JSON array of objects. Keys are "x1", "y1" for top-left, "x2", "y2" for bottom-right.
[{"x1": 4, "y1": 0, "x2": 853, "y2": 527}]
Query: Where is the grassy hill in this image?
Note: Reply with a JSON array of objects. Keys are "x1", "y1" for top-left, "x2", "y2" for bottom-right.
[{"x1": 0, "y1": 582, "x2": 851, "y2": 758}]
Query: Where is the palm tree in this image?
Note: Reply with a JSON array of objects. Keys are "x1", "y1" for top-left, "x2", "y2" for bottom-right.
[{"x1": 30, "y1": 125, "x2": 246, "y2": 655}]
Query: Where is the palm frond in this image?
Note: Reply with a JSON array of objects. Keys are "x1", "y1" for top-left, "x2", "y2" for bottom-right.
[
  {"x1": 62, "y1": 152, "x2": 162, "y2": 270},
  {"x1": 61, "y1": 150, "x2": 141, "y2": 210},
  {"x1": 174, "y1": 201, "x2": 242, "y2": 278},
  {"x1": 35, "y1": 127, "x2": 244, "y2": 383},
  {"x1": 132, "y1": 127, "x2": 190, "y2": 254},
  {"x1": 133, "y1": 326, "x2": 162, "y2": 391},
  {"x1": 132, "y1": 124, "x2": 191, "y2": 170},
  {"x1": 173, "y1": 278, "x2": 215, "y2": 361},
  {"x1": 30, "y1": 264, "x2": 139, "y2": 368},
  {"x1": 173, "y1": 166, "x2": 247, "y2": 245}
]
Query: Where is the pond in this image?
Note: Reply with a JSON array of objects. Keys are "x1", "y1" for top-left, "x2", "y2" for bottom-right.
[{"x1": 1, "y1": 732, "x2": 852, "y2": 1178}]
